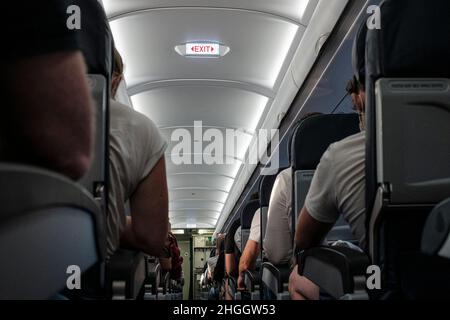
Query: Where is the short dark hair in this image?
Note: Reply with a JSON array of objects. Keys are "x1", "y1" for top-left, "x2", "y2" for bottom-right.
[
  {"x1": 112, "y1": 47, "x2": 124, "y2": 99},
  {"x1": 113, "y1": 47, "x2": 124, "y2": 77},
  {"x1": 346, "y1": 76, "x2": 359, "y2": 95}
]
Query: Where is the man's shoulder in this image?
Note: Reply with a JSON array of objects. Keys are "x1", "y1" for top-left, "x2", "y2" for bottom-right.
[
  {"x1": 280, "y1": 167, "x2": 292, "y2": 176},
  {"x1": 110, "y1": 99, "x2": 141, "y2": 118},
  {"x1": 278, "y1": 167, "x2": 292, "y2": 184},
  {"x1": 328, "y1": 131, "x2": 365, "y2": 161},
  {"x1": 110, "y1": 100, "x2": 156, "y2": 130},
  {"x1": 252, "y1": 209, "x2": 261, "y2": 224},
  {"x1": 333, "y1": 131, "x2": 365, "y2": 147}
]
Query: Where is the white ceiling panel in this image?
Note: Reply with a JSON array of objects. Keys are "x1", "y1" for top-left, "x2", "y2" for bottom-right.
[
  {"x1": 170, "y1": 200, "x2": 223, "y2": 212},
  {"x1": 110, "y1": 8, "x2": 301, "y2": 90},
  {"x1": 161, "y1": 127, "x2": 254, "y2": 161},
  {"x1": 166, "y1": 161, "x2": 241, "y2": 179},
  {"x1": 168, "y1": 173, "x2": 234, "y2": 192},
  {"x1": 104, "y1": 0, "x2": 318, "y2": 26},
  {"x1": 132, "y1": 86, "x2": 268, "y2": 131},
  {"x1": 169, "y1": 189, "x2": 229, "y2": 203},
  {"x1": 169, "y1": 210, "x2": 221, "y2": 220}
]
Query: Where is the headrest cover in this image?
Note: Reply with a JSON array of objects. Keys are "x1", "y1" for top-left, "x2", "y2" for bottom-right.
[
  {"x1": 367, "y1": 0, "x2": 450, "y2": 79},
  {"x1": 291, "y1": 114, "x2": 360, "y2": 171},
  {"x1": 288, "y1": 113, "x2": 324, "y2": 163},
  {"x1": 75, "y1": 0, "x2": 113, "y2": 77},
  {"x1": 241, "y1": 200, "x2": 260, "y2": 229},
  {"x1": 259, "y1": 173, "x2": 279, "y2": 207},
  {"x1": 352, "y1": 21, "x2": 368, "y2": 86},
  {"x1": 259, "y1": 167, "x2": 287, "y2": 207}
]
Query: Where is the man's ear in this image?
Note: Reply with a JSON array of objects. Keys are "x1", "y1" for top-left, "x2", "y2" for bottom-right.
[
  {"x1": 111, "y1": 76, "x2": 121, "y2": 98},
  {"x1": 356, "y1": 93, "x2": 365, "y2": 113}
]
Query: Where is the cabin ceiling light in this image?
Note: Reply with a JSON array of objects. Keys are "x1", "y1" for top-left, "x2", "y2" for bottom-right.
[
  {"x1": 175, "y1": 42, "x2": 230, "y2": 58},
  {"x1": 198, "y1": 229, "x2": 213, "y2": 235}
]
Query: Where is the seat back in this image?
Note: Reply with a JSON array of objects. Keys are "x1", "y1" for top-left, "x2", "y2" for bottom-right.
[
  {"x1": 107, "y1": 250, "x2": 147, "y2": 300},
  {"x1": 240, "y1": 200, "x2": 260, "y2": 252},
  {"x1": 365, "y1": 0, "x2": 450, "y2": 298},
  {"x1": 79, "y1": 75, "x2": 107, "y2": 207},
  {"x1": 66, "y1": 1, "x2": 114, "y2": 298},
  {"x1": 0, "y1": 164, "x2": 103, "y2": 299},
  {"x1": 374, "y1": 80, "x2": 450, "y2": 204},
  {"x1": 143, "y1": 257, "x2": 162, "y2": 300},
  {"x1": 77, "y1": 0, "x2": 113, "y2": 213},
  {"x1": 0, "y1": 0, "x2": 110, "y2": 300},
  {"x1": 290, "y1": 114, "x2": 360, "y2": 240}
]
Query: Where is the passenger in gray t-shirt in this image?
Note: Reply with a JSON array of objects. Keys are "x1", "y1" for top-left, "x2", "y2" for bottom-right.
[
  {"x1": 304, "y1": 131, "x2": 366, "y2": 247},
  {"x1": 289, "y1": 77, "x2": 366, "y2": 300}
]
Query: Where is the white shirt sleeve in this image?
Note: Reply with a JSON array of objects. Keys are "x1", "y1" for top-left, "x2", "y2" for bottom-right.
[
  {"x1": 136, "y1": 113, "x2": 168, "y2": 180},
  {"x1": 304, "y1": 145, "x2": 340, "y2": 224},
  {"x1": 248, "y1": 209, "x2": 261, "y2": 244}
]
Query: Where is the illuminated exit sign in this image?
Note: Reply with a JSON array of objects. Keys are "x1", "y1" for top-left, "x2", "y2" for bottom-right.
[{"x1": 186, "y1": 43, "x2": 220, "y2": 56}]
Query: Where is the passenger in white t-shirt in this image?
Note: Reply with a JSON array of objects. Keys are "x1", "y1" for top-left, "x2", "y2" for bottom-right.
[
  {"x1": 263, "y1": 168, "x2": 293, "y2": 266},
  {"x1": 288, "y1": 77, "x2": 366, "y2": 300},
  {"x1": 263, "y1": 113, "x2": 324, "y2": 268},
  {"x1": 107, "y1": 48, "x2": 169, "y2": 258},
  {"x1": 237, "y1": 209, "x2": 261, "y2": 290}
]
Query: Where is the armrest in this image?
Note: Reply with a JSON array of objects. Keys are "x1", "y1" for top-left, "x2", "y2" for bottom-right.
[
  {"x1": 261, "y1": 262, "x2": 290, "y2": 294},
  {"x1": 160, "y1": 270, "x2": 170, "y2": 294},
  {"x1": 422, "y1": 198, "x2": 450, "y2": 259},
  {"x1": 223, "y1": 275, "x2": 238, "y2": 300},
  {"x1": 145, "y1": 257, "x2": 161, "y2": 294},
  {"x1": 228, "y1": 276, "x2": 237, "y2": 292},
  {"x1": 297, "y1": 246, "x2": 370, "y2": 299},
  {"x1": 107, "y1": 250, "x2": 147, "y2": 299},
  {"x1": 244, "y1": 269, "x2": 260, "y2": 291}
]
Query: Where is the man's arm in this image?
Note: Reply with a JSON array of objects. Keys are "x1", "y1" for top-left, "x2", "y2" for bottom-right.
[
  {"x1": 295, "y1": 207, "x2": 333, "y2": 251},
  {"x1": 223, "y1": 220, "x2": 240, "y2": 278},
  {"x1": 295, "y1": 143, "x2": 341, "y2": 251},
  {"x1": 159, "y1": 257, "x2": 172, "y2": 272},
  {"x1": 7, "y1": 51, "x2": 94, "y2": 179},
  {"x1": 121, "y1": 157, "x2": 169, "y2": 256},
  {"x1": 237, "y1": 240, "x2": 260, "y2": 289},
  {"x1": 225, "y1": 253, "x2": 238, "y2": 278},
  {"x1": 264, "y1": 175, "x2": 292, "y2": 265},
  {"x1": 225, "y1": 252, "x2": 238, "y2": 300}
]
